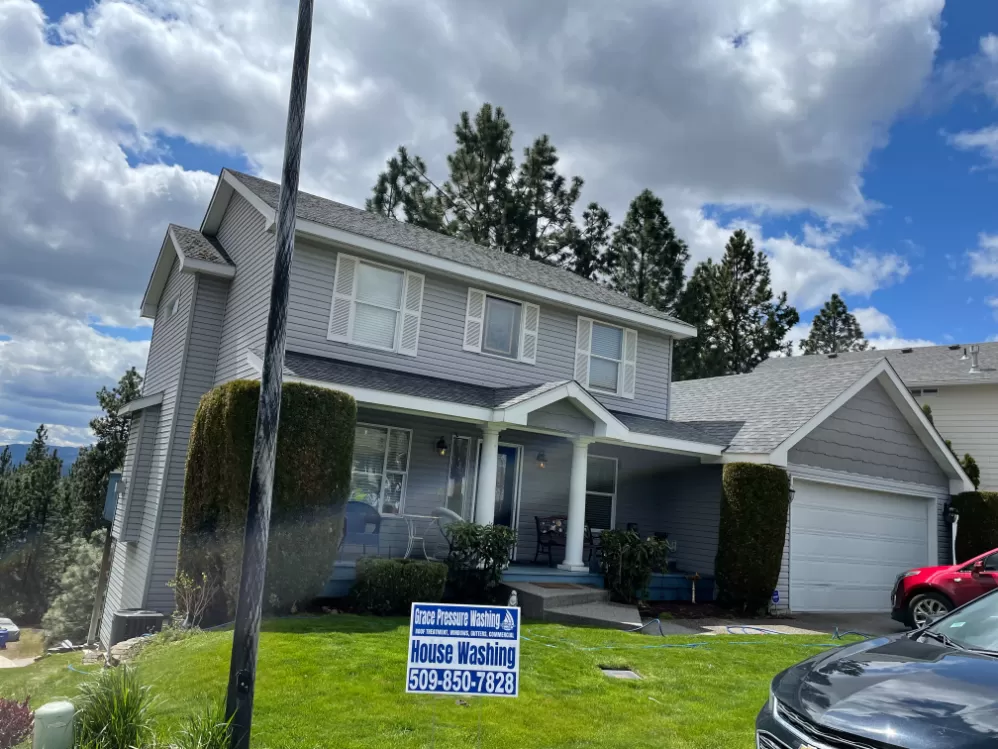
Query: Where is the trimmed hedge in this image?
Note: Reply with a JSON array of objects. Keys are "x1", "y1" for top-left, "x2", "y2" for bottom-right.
[
  {"x1": 350, "y1": 558, "x2": 448, "y2": 615},
  {"x1": 714, "y1": 463, "x2": 791, "y2": 613},
  {"x1": 951, "y1": 492, "x2": 998, "y2": 561},
  {"x1": 443, "y1": 522, "x2": 517, "y2": 604},
  {"x1": 178, "y1": 380, "x2": 356, "y2": 622},
  {"x1": 598, "y1": 529, "x2": 673, "y2": 604}
]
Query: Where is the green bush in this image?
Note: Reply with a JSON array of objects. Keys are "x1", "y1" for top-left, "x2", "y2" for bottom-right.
[
  {"x1": 951, "y1": 492, "x2": 998, "y2": 561},
  {"x1": 598, "y1": 530, "x2": 674, "y2": 604},
  {"x1": 962, "y1": 455, "x2": 981, "y2": 491},
  {"x1": 443, "y1": 522, "x2": 517, "y2": 604},
  {"x1": 41, "y1": 530, "x2": 104, "y2": 644},
  {"x1": 350, "y1": 558, "x2": 448, "y2": 615},
  {"x1": 74, "y1": 665, "x2": 154, "y2": 749},
  {"x1": 169, "y1": 699, "x2": 231, "y2": 749},
  {"x1": 714, "y1": 463, "x2": 791, "y2": 613},
  {"x1": 178, "y1": 380, "x2": 356, "y2": 623}
]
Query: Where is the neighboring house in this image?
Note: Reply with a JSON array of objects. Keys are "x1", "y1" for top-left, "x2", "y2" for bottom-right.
[
  {"x1": 99, "y1": 169, "x2": 972, "y2": 642},
  {"x1": 756, "y1": 344, "x2": 998, "y2": 492}
]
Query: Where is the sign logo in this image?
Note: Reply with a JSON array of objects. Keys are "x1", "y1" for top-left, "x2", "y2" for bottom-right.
[{"x1": 406, "y1": 602, "x2": 520, "y2": 698}]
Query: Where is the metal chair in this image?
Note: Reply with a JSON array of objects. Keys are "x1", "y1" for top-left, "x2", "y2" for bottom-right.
[{"x1": 340, "y1": 501, "x2": 382, "y2": 553}]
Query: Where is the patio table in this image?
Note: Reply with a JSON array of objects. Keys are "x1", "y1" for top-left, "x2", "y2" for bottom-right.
[{"x1": 402, "y1": 514, "x2": 440, "y2": 560}]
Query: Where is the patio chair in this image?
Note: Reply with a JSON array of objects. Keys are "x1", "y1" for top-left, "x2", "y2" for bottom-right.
[
  {"x1": 534, "y1": 516, "x2": 566, "y2": 566},
  {"x1": 340, "y1": 501, "x2": 382, "y2": 553}
]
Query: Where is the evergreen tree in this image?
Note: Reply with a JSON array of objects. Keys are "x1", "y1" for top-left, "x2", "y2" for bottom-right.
[
  {"x1": 675, "y1": 230, "x2": 798, "y2": 379},
  {"x1": 567, "y1": 202, "x2": 612, "y2": 280},
  {"x1": 365, "y1": 146, "x2": 446, "y2": 232},
  {"x1": 800, "y1": 294, "x2": 868, "y2": 354},
  {"x1": 609, "y1": 190, "x2": 689, "y2": 312}
]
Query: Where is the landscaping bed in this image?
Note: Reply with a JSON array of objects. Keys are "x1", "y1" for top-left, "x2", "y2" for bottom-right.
[{"x1": 0, "y1": 614, "x2": 855, "y2": 748}]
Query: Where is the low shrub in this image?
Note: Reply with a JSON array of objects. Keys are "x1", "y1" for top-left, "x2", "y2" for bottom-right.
[
  {"x1": 350, "y1": 558, "x2": 447, "y2": 615},
  {"x1": 951, "y1": 492, "x2": 998, "y2": 561},
  {"x1": 0, "y1": 697, "x2": 32, "y2": 749},
  {"x1": 598, "y1": 530, "x2": 674, "y2": 604},
  {"x1": 170, "y1": 699, "x2": 231, "y2": 749},
  {"x1": 166, "y1": 570, "x2": 218, "y2": 628},
  {"x1": 443, "y1": 522, "x2": 517, "y2": 604},
  {"x1": 714, "y1": 463, "x2": 791, "y2": 614},
  {"x1": 74, "y1": 665, "x2": 154, "y2": 749},
  {"x1": 41, "y1": 530, "x2": 105, "y2": 644}
]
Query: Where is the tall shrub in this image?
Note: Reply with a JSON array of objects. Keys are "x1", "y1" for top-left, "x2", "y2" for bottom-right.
[
  {"x1": 714, "y1": 463, "x2": 790, "y2": 613},
  {"x1": 598, "y1": 530, "x2": 674, "y2": 604},
  {"x1": 951, "y1": 492, "x2": 998, "y2": 562},
  {"x1": 443, "y1": 522, "x2": 517, "y2": 603},
  {"x1": 178, "y1": 381, "x2": 356, "y2": 622}
]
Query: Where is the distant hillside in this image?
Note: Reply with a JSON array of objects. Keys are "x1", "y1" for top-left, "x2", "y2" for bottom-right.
[{"x1": 2, "y1": 444, "x2": 83, "y2": 476}]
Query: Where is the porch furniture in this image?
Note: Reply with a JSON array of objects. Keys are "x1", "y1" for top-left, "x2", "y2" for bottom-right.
[
  {"x1": 402, "y1": 514, "x2": 440, "y2": 560},
  {"x1": 341, "y1": 501, "x2": 382, "y2": 553},
  {"x1": 430, "y1": 506, "x2": 464, "y2": 559},
  {"x1": 535, "y1": 516, "x2": 596, "y2": 567}
]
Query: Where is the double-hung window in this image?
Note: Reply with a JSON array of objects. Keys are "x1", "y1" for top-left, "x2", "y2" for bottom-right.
[
  {"x1": 584, "y1": 455, "x2": 617, "y2": 531},
  {"x1": 349, "y1": 424, "x2": 412, "y2": 516},
  {"x1": 574, "y1": 317, "x2": 638, "y2": 398},
  {"x1": 463, "y1": 288, "x2": 540, "y2": 364},
  {"x1": 327, "y1": 253, "x2": 425, "y2": 356}
]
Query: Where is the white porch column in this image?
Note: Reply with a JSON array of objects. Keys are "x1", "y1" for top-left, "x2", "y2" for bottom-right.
[
  {"x1": 474, "y1": 425, "x2": 502, "y2": 525},
  {"x1": 559, "y1": 437, "x2": 592, "y2": 571}
]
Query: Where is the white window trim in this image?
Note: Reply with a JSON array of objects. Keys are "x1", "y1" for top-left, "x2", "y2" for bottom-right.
[
  {"x1": 352, "y1": 423, "x2": 413, "y2": 517},
  {"x1": 588, "y1": 321, "x2": 625, "y2": 395},
  {"x1": 463, "y1": 288, "x2": 539, "y2": 365},
  {"x1": 446, "y1": 434, "x2": 475, "y2": 520},
  {"x1": 585, "y1": 454, "x2": 618, "y2": 530},
  {"x1": 327, "y1": 254, "x2": 424, "y2": 357}
]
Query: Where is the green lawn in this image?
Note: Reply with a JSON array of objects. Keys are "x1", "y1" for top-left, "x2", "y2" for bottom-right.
[{"x1": 0, "y1": 615, "x2": 849, "y2": 749}]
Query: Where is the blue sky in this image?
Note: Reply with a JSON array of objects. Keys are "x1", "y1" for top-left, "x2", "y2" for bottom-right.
[{"x1": 3, "y1": 0, "x2": 998, "y2": 446}]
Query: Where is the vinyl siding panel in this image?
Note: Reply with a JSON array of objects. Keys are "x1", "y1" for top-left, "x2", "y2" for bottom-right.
[
  {"x1": 147, "y1": 275, "x2": 230, "y2": 612},
  {"x1": 123, "y1": 409, "x2": 160, "y2": 541},
  {"x1": 286, "y1": 241, "x2": 673, "y2": 419},
  {"x1": 914, "y1": 384, "x2": 998, "y2": 491},
  {"x1": 213, "y1": 194, "x2": 274, "y2": 385},
  {"x1": 788, "y1": 380, "x2": 948, "y2": 489},
  {"x1": 526, "y1": 401, "x2": 594, "y2": 435}
]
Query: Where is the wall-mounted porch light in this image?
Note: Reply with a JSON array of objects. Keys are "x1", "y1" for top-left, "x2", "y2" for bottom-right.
[
  {"x1": 536, "y1": 451, "x2": 547, "y2": 469},
  {"x1": 788, "y1": 476, "x2": 796, "y2": 503},
  {"x1": 435, "y1": 437, "x2": 448, "y2": 457}
]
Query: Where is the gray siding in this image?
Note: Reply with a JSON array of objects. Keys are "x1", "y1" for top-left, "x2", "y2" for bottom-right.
[
  {"x1": 788, "y1": 380, "x2": 948, "y2": 489},
  {"x1": 775, "y1": 519, "x2": 791, "y2": 612},
  {"x1": 285, "y1": 240, "x2": 673, "y2": 419},
  {"x1": 146, "y1": 275, "x2": 230, "y2": 612},
  {"x1": 213, "y1": 194, "x2": 274, "y2": 385},
  {"x1": 654, "y1": 465, "x2": 723, "y2": 575},
  {"x1": 526, "y1": 401, "x2": 594, "y2": 435},
  {"x1": 123, "y1": 409, "x2": 160, "y2": 541}
]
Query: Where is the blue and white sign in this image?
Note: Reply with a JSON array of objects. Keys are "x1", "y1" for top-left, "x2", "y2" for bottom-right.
[{"x1": 406, "y1": 602, "x2": 520, "y2": 697}]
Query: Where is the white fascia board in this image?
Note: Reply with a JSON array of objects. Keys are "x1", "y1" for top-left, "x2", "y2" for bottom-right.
[
  {"x1": 597, "y1": 432, "x2": 723, "y2": 458},
  {"x1": 719, "y1": 452, "x2": 780, "y2": 465},
  {"x1": 496, "y1": 382, "x2": 629, "y2": 439},
  {"x1": 292, "y1": 219, "x2": 696, "y2": 339},
  {"x1": 204, "y1": 171, "x2": 276, "y2": 234},
  {"x1": 118, "y1": 392, "x2": 164, "y2": 416},
  {"x1": 139, "y1": 233, "x2": 175, "y2": 318},
  {"x1": 874, "y1": 367, "x2": 974, "y2": 491},
  {"x1": 789, "y1": 464, "x2": 948, "y2": 499},
  {"x1": 177, "y1": 255, "x2": 236, "y2": 279}
]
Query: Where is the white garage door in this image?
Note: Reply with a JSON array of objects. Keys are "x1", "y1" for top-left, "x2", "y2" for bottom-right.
[{"x1": 790, "y1": 480, "x2": 930, "y2": 613}]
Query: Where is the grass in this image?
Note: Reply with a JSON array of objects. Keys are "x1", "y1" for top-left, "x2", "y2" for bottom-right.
[{"x1": 0, "y1": 615, "x2": 853, "y2": 749}]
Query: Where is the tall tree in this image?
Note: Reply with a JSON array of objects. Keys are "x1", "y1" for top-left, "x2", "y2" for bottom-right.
[
  {"x1": 567, "y1": 202, "x2": 612, "y2": 280},
  {"x1": 675, "y1": 230, "x2": 799, "y2": 379},
  {"x1": 609, "y1": 190, "x2": 689, "y2": 312},
  {"x1": 800, "y1": 293, "x2": 869, "y2": 354},
  {"x1": 365, "y1": 146, "x2": 446, "y2": 232}
]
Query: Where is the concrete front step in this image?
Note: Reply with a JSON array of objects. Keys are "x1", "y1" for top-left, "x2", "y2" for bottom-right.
[
  {"x1": 502, "y1": 581, "x2": 609, "y2": 619},
  {"x1": 544, "y1": 602, "x2": 644, "y2": 631}
]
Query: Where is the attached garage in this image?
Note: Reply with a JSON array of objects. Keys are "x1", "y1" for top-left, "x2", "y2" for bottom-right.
[{"x1": 788, "y1": 479, "x2": 935, "y2": 613}]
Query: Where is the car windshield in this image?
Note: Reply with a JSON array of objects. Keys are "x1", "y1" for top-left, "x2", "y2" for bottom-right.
[{"x1": 925, "y1": 591, "x2": 998, "y2": 652}]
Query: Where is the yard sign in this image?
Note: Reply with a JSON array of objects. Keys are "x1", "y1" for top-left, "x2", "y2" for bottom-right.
[{"x1": 406, "y1": 602, "x2": 520, "y2": 697}]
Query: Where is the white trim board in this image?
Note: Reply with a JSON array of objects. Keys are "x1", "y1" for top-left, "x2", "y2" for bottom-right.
[
  {"x1": 214, "y1": 169, "x2": 695, "y2": 339},
  {"x1": 141, "y1": 227, "x2": 234, "y2": 318},
  {"x1": 118, "y1": 392, "x2": 165, "y2": 416}
]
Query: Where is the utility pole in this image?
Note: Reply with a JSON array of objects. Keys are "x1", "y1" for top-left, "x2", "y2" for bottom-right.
[{"x1": 225, "y1": 2, "x2": 314, "y2": 746}]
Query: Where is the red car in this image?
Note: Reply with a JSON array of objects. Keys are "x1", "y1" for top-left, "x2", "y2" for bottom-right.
[{"x1": 892, "y1": 547, "x2": 998, "y2": 628}]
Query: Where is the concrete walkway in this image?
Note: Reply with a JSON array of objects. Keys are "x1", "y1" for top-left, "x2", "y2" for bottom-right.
[{"x1": 641, "y1": 612, "x2": 907, "y2": 637}]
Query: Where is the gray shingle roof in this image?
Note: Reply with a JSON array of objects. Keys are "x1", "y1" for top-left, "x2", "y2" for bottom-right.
[
  {"x1": 225, "y1": 169, "x2": 690, "y2": 329},
  {"x1": 170, "y1": 224, "x2": 233, "y2": 266},
  {"x1": 754, "y1": 343, "x2": 998, "y2": 386},
  {"x1": 283, "y1": 352, "x2": 720, "y2": 446},
  {"x1": 669, "y1": 358, "x2": 884, "y2": 453}
]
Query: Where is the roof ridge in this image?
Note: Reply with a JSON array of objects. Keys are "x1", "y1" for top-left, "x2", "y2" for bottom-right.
[{"x1": 672, "y1": 356, "x2": 884, "y2": 387}]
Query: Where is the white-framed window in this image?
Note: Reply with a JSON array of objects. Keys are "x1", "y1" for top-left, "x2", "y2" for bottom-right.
[
  {"x1": 349, "y1": 424, "x2": 412, "y2": 516},
  {"x1": 574, "y1": 317, "x2": 638, "y2": 398},
  {"x1": 327, "y1": 253, "x2": 425, "y2": 356},
  {"x1": 463, "y1": 288, "x2": 539, "y2": 365},
  {"x1": 584, "y1": 455, "x2": 617, "y2": 530}
]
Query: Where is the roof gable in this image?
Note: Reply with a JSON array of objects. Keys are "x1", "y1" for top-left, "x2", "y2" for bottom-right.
[{"x1": 140, "y1": 225, "x2": 235, "y2": 317}]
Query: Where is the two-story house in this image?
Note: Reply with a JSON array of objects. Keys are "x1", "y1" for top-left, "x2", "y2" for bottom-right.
[
  {"x1": 100, "y1": 169, "x2": 971, "y2": 641},
  {"x1": 756, "y1": 343, "x2": 998, "y2": 491}
]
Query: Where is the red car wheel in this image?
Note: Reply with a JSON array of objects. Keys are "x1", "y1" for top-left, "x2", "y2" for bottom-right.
[{"x1": 908, "y1": 592, "x2": 952, "y2": 628}]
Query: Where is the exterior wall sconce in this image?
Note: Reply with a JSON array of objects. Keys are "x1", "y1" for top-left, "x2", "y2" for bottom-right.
[
  {"x1": 788, "y1": 476, "x2": 796, "y2": 503},
  {"x1": 536, "y1": 451, "x2": 547, "y2": 469},
  {"x1": 435, "y1": 438, "x2": 448, "y2": 457}
]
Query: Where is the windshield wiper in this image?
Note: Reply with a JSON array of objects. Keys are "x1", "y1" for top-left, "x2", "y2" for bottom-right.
[{"x1": 918, "y1": 630, "x2": 969, "y2": 650}]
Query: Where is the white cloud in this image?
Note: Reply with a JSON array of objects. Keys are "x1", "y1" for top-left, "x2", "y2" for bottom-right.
[
  {"x1": 866, "y1": 336, "x2": 935, "y2": 350},
  {"x1": 945, "y1": 125, "x2": 998, "y2": 165},
  {"x1": 0, "y1": 0, "x2": 946, "y2": 441},
  {"x1": 970, "y1": 233, "x2": 998, "y2": 279},
  {"x1": 853, "y1": 307, "x2": 897, "y2": 337},
  {"x1": 784, "y1": 306, "x2": 933, "y2": 353}
]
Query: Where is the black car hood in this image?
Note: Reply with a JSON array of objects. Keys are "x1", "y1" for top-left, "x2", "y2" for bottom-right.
[{"x1": 775, "y1": 636, "x2": 998, "y2": 749}]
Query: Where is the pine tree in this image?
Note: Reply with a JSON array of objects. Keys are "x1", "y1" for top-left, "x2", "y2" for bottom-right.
[
  {"x1": 609, "y1": 190, "x2": 689, "y2": 312},
  {"x1": 568, "y1": 202, "x2": 612, "y2": 280},
  {"x1": 675, "y1": 230, "x2": 798, "y2": 379},
  {"x1": 800, "y1": 294, "x2": 869, "y2": 354},
  {"x1": 365, "y1": 146, "x2": 446, "y2": 232}
]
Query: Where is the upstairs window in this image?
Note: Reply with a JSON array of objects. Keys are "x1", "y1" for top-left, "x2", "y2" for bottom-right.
[
  {"x1": 328, "y1": 254, "x2": 424, "y2": 356},
  {"x1": 574, "y1": 317, "x2": 638, "y2": 398},
  {"x1": 463, "y1": 288, "x2": 539, "y2": 365}
]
